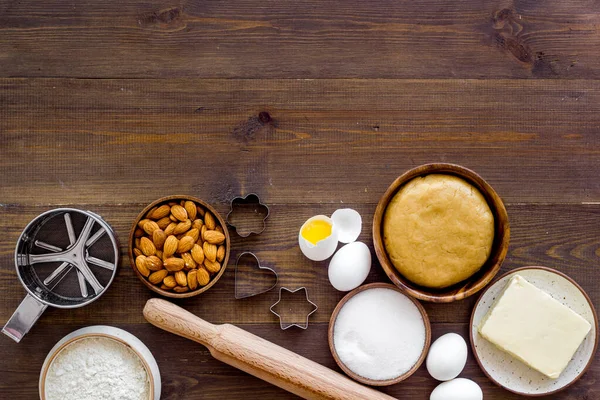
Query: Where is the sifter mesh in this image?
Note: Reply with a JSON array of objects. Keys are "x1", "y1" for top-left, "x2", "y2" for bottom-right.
[{"x1": 15, "y1": 209, "x2": 119, "y2": 308}]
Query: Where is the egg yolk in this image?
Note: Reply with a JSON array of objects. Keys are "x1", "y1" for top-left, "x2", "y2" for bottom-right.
[{"x1": 301, "y1": 219, "x2": 332, "y2": 245}]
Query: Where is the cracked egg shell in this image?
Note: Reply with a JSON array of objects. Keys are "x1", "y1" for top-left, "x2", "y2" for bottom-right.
[{"x1": 299, "y1": 215, "x2": 339, "y2": 261}]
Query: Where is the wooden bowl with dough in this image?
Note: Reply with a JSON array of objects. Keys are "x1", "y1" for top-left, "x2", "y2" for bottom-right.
[{"x1": 373, "y1": 163, "x2": 510, "y2": 303}]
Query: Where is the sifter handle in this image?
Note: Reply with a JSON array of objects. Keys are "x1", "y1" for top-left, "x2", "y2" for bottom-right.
[
  {"x1": 143, "y1": 298, "x2": 398, "y2": 400},
  {"x1": 2, "y1": 294, "x2": 48, "y2": 343}
]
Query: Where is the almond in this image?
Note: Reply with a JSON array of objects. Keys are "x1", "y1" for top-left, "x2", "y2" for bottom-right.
[
  {"x1": 152, "y1": 229, "x2": 167, "y2": 249},
  {"x1": 204, "y1": 212, "x2": 216, "y2": 230},
  {"x1": 203, "y1": 230, "x2": 225, "y2": 245},
  {"x1": 163, "y1": 275, "x2": 177, "y2": 288},
  {"x1": 140, "y1": 237, "x2": 156, "y2": 256},
  {"x1": 145, "y1": 255, "x2": 163, "y2": 271},
  {"x1": 192, "y1": 219, "x2": 203, "y2": 231},
  {"x1": 134, "y1": 228, "x2": 144, "y2": 238},
  {"x1": 168, "y1": 201, "x2": 178, "y2": 206},
  {"x1": 156, "y1": 217, "x2": 171, "y2": 230},
  {"x1": 164, "y1": 222, "x2": 177, "y2": 236},
  {"x1": 145, "y1": 206, "x2": 158, "y2": 219},
  {"x1": 185, "y1": 228, "x2": 199, "y2": 242},
  {"x1": 174, "y1": 271, "x2": 188, "y2": 286},
  {"x1": 216, "y1": 245, "x2": 225, "y2": 262},
  {"x1": 137, "y1": 218, "x2": 152, "y2": 229},
  {"x1": 173, "y1": 286, "x2": 189, "y2": 293},
  {"x1": 177, "y1": 236, "x2": 195, "y2": 253},
  {"x1": 160, "y1": 283, "x2": 170, "y2": 290},
  {"x1": 215, "y1": 226, "x2": 224, "y2": 234},
  {"x1": 135, "y1": 255, "x2": 150, "y2": 277},
  {"x1": 204, "y1": 259, "x2": 221, "y2": 274},
  {"x1": 149, "y1": 204, "x2": 171, "y2": 220},
  {"x1": 196, "y1": 205, "x2": 206, "y2": 218},
  {"x1": 163, "y1": 235, "x2": 178, "y2": 258},
  {"x1": 169, "y1": 214, "x2": 178, "y2": 222},
  {"x1": 191, "y1": 244, "x2": 205, "y2": 265},
  {"x1": 133, "y1": 248, "x2": 142, "y2": 258},
  {"x1": 135, "y1": 238, "x2": 141, "y2": 249},
  {"x1": 187, "y1": 270, "x2": 198, "y2": 290},
  {"x1": 181, "y1": 252, "x2": 197, "y2": 269},
  {"x1": 143, "y1": 220, "x2": 160, "y2": 235},
  {"x1": 203, "y1": 242, "x2": 217, "y2": 262},
  {"x1": 173, "y1": 219, "x2": 192, "y2": 235},
  {"x1": 155, "y1": 250, "x2": 163, "y2": 259},
  {"x1": 197, "y1": 268, "x2": 210, "y2": 286},
  {"x1": 184, "y1": 201, "x2": 197, "y2": 221},
  {"x1": 164, "y1": 257, "x2": 185, "y2": 272},
  {"x1": 149, "y1": 269, "x2": 168, "y2": 285},
  {"x1": 200, "y1": 225, "x2": 207, "y2": 240},
  {"x1": 171, "y1": 205, "x2": 188, "y2": 222}
]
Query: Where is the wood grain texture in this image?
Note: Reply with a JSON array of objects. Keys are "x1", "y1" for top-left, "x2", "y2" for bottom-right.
[{"x1": 1, "y1": 0, "x2": 600, "y2": 78}]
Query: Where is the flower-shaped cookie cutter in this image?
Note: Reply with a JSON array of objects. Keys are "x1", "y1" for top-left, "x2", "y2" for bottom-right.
[
  {"x1": 226, "y1": 193, "x2": 270, "y2": 237},
  {"x1": 234, "y1": 252, "x2": 278, "y2": 299},
  {"x1": 270, "y1": 287, "x2": 318, "y2": 330}
]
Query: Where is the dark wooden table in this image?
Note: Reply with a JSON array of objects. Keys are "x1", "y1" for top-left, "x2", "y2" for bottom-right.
[{"x1": 1, "y1": 1, "x2": 599, "y2": 399}]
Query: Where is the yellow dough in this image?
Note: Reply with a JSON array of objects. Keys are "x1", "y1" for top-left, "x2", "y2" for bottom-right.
[{"x1": 383, "y1": 174, "x2": 494, "y2": 288}]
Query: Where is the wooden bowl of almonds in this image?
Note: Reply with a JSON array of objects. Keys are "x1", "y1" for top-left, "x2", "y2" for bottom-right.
[{"x1": 128, "y1": 195, "x2": 230, "y2": 298}]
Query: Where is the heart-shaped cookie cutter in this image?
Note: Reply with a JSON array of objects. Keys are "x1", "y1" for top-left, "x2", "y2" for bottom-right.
[
  {"x1": 226, "y1": 193, "x2": 270, "y2": 237},
  {"x1": 234, "y1": 252, "x2": 278, "y2": 299}
]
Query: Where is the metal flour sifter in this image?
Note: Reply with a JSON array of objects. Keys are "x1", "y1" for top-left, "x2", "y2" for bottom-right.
[{"x1": 2, "y1": 208, "x2": 119, "y2": 343}]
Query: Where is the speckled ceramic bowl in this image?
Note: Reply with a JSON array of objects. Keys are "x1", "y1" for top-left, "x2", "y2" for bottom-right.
[
  {"x1": 39, "y1": 326, "x2": 161, "y2": 400},
  {"x1": 470, "y1": 267, "x2": 598, "y2": 396}
]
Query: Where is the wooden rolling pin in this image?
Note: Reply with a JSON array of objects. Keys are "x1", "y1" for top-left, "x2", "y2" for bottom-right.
[{"x1": 143, "y1": 298, "x2": 397, "y2": 400}]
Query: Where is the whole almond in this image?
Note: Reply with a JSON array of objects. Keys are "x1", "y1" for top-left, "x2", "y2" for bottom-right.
[
  {"x1": 169, "y1": 215, "x2": 178, "y2": 222},
  {"x1": 184, "y1": 201, "x2": 197, "y2": 221},
  {"x1": 192, "y1": 219, "x2": 203, "y2": 231},
  {"x1": 163, "y1": 235, "x2": 178, "y2": 258},
  {"x1": 145, "y1": 206, "x2": 158, "y2": 219},
  {"x1": 143, "y1": 220, "x2": 160, "y2": 235},
  {"x1": 135, "y1": 255, "x2": 150, "y2": 277},
  {"x1": 200, "y1": 225, "x2": 207, "y2": 240},
  {"x1": 140, "y1": 237, "x2": 156, "y2": 256},
  {"x1": 180, "y1": 200, "x2": 186, "y2": 206},
  {"x1": 133, "y1": 248, "x2": 142, "y2": 257},
  {"x1": 149, "y1": 269, "x2": 168, "y2": 285},
  {"x1": 160, "y1": 283, "x2": 170, "y2": 290},
  {"x1": 197, "y1": 268, "x2": 210, "y2": 286},
  {"x1": 187, "y1": 270, "x2": 198, "y2": 290},
  {"x1": 216, "y1": 245, "x2": 225, "y2": 262},
  {"x1": 196, "y1": 205, "x2": 205, "y2": 218},
  {"x1": 145, "y1": 255, "x2": 163, "y2": 271},
  {"x1": 185, "y1": 228, "x2": 199, "y2": 242},
  {"x1": 135, "y1": 238, "x2": 141, "y2": 249},
  {"x1": 173, "y1": 286, "x2": 189, "y2": 293},
  {"x1": 137, "y1": 218, "x2": 152, "y2": 229},
  {"x1": 177, "y1": 236, "x2": 195, "y2": 253},
  {"x1": 156, "y1": 217, "x2": 171, "y2": 230},
  {"x1": 164, "y1": 222, "x2": 177, "y2": 236},
  {"x1": 204, "y1": 212, "x2": 216, "y2": 230},
  {"x1": 175, "y1": 270, "x2": 188, "y2": 286},
  {"x1": 215, "y1": 226, "x2": 224, "y2": 234},
  {"x1": 134, "y1": 228, "x2": 144, "y2": 238},
  {"x1": 150, "y1": 204, "x2": 171, "y2": 220},
  {"x1": 173, "y1": 219, "x2": 192, "y2": 235},
  {"x1": 191, "y1": 244, "x2": 205, "y2": 265},
  {"x1": 171, "y1": 205, "x2": 188, "y2": 222},
  {"x1": 204, "y1": 259, "x2": 221, "y2": 274},
  {"x1": 203, "y1": 242, "x2": 217, "y2": 262},
  {"x1": 181, "y1": 252, "x2": 197, "y2": 269},
  {"x1": 163, "y1": 275, "x2": 177, "y2": 288},
  {"x1": 164, "y1": 257, "x2": 185, "y2": 272},
  {"x1": 203, "y1": 230, "x2": 225, "y2": 245},
  {"x1": 156, "y1": 250, "x2": 163, "y2": 259},
  {"x1": 152, "y1": 229, "x2": 167, "y2": 249}
]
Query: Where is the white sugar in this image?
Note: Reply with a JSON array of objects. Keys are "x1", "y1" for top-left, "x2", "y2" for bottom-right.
[{"x1": 333, "y1": 288, "x2": 426, "y2": 381}]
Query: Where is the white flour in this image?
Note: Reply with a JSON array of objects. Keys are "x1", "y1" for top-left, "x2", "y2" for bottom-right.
[{"x1": 45, "y1": 337, "x2": 150, "y2": 400}]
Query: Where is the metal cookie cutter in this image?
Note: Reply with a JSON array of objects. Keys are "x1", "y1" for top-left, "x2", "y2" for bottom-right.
[
  {"x1": 226, "y1": 193, "x2": 269, "y2": 237},
  {"x1": 270, "y1": 287, "x2": 318, "y2": 330},
  {"x1": 235, "y1": 252, "x2": 278, "y2": 299},
  {"x1": 2, "y1": 209, "x2": 119, "y2": 343}
]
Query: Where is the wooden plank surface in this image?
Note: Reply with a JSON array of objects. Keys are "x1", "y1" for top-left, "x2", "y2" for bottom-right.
[{"x1": 1, "y1": 0, "x2": 600, "y2": 399}]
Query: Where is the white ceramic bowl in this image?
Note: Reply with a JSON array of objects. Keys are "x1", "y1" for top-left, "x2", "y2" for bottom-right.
[{"x1": 39, "y1": 325, "x2": 161, "y2": 400}]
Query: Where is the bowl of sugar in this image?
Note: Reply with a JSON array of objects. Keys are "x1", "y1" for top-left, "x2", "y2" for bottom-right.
[
  {"x1": 39, "y1": 326, "x2": 161, "y2": 400},
  {"x1": 328, "y1": 283, "x2": 431, "y2": 386}
]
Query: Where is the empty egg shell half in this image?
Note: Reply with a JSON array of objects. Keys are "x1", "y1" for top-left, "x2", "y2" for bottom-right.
[
  {"x1": 298, "y1": 215, "x2": 339, "y2": 261},
  {"x1": 331, "y1": 208, "x2": 362, "y2": 244}
]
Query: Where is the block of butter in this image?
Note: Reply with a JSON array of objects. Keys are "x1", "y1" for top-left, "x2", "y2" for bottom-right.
[{"x1": 478, "y1": 274, "x2": 591, "y2": 379}]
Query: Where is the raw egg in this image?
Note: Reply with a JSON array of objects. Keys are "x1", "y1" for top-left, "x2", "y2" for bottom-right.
[{"x1": 299, "y1": 215, "x2": 339, "y2": 261}]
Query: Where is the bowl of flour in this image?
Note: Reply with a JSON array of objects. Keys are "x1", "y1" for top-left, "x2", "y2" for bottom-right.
[{"x1": 39, "y1": 326, "x2": 161, "y2": 400}]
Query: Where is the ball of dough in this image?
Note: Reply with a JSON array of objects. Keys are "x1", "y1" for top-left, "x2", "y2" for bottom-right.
[{"x1": 383, "y1": 174, "x2": 494, "y2": 288}]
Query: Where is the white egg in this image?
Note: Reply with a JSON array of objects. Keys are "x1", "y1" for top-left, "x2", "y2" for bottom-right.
[
  {"x1": 298, "y1": 215, "x2": 339, "y2": 261},
  {"x1": 331, "y1": 208, "x2": 362, "y2": 244},
  {"x1": 426, "y1": 333, "x2": 468, "y2": 381},
  {"x1": 328, "y1": 241, "x2": 371, "y2": 291},
  {"x1": 430, "y1": 378, "x2": 483, "y2": 400}
]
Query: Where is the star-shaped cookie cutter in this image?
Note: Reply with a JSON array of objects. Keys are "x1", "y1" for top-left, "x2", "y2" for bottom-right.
[
  {"x1": 270, "y1": 287, "x2": 318, "y2": 330},
  {"x1": 226, "y1": 193, "x2": 270, "y2": 237}
]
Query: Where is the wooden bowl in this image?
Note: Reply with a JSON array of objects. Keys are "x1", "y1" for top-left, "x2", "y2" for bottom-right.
[
  {"x1": 328, "y1": 283, "x2": 431, "y2": 386},
  {"x1": 128, "y1": 195, "x2": 230, "y2": 298},
  {"x1": 373, "y1": 163, "x2": 510, "y2": 303}
]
